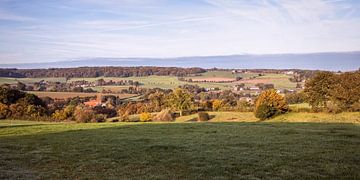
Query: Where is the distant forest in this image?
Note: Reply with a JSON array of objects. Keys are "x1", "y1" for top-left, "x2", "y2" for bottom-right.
[{"x1": 0, "y1": 67, "x2": 206, "y2": 78}]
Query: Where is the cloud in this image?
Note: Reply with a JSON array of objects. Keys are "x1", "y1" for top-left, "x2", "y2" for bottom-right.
[
  {"x1": 0, "y1": 0, "x2": 359, "y2": 63},
  {"x1": 0, "y1": 10, "x2": 35, "y2": 22}
]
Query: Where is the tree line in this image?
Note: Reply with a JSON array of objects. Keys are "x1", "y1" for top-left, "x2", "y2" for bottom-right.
[{"x1": 0, "y1": 67, "x2": 206, "y2": 78}]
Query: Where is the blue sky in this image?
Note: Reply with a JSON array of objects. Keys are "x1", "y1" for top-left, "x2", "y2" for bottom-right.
[{"x1": 0, "y1": 0, "x2": 360, "y2": 63}]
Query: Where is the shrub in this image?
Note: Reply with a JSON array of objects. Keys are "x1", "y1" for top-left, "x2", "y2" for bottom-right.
[
  {"x1": 285, "y1": 92, "x2": 306, "y2": 104},
  {"x1": 254, "y1": 104, "x2": 277, "y2": 120},
  {"x1": 254, "y1": 90, "x2": 288, "y2": 120},
  {"x1": 73, "y1": 105, "x2": 95, "y2": 123},
  {"x1": 236, "y1": 100, "x2": 253, "y2": 112},
  {"x1": 153, "y1": 109, "x2": 174, "y2": 122},
  {"x1": 51, "y1": 105, "x2": 75, "y2": 121},
  {"x1": 139, "y1": 112, "x2": 152, "y2": 122},
  {"x1": 119, "y1": 113, "x2": 130, "y2": 122},
  {"x1": 326, "y1": 102, "x2": 342, "y2": 114},
  {"x1": 52, "y1": 110, "x2": 68, "y2": 121},
  {"x1": 91, "y1": 114, "x2": 106, "y2": 123},
  {"x1": 212, "y1": 99, "x2": 223, "y2": 111},
  {"x1": 350, "y1": 102, "x2": 360, "y2": 112},
  {"x1": 93, "y1": 106, "x2": 117, "y2": 118},
  {"x1": 0, "y1": 103, "x2": 10, "y2": 119},
  {"x1": 197, "y1": 112, "x2": 210, "y2": 121}
]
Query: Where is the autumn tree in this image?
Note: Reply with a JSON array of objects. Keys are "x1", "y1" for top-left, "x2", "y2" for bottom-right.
[
  {"x1": 148, "y1": 91, "x2": 166, "y2": 112},
  {"x1": 167, "y1": 88, "x2": 194, "y2": 116},
  {"x1": 0, "y1": 103, "x2": 10, "y2": 119},
  {"x1": 212, "y1": 99, "x2": 223, "y2": 111},
  {"x1": 330, "y1": 71, "x2": 360, "y2": 111},
  {"x1": 304, "y1": 71, "x2": 336, "y2": 111},
  {"x1": 254, "y1": 89, "x2": 288, "y2": 120}
]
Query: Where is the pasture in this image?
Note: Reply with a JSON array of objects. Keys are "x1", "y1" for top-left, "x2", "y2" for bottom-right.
[
  {"x1": 0, "y1": 71, "x2": 296, "y2": 90},
  {"x1": 0, "y1": 119, "x2": 359, "y2": 179}
]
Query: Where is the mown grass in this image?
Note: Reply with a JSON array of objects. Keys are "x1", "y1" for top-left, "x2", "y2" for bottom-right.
[{"x1": 1, "y1": 118, "x2": 359, "y2": 179}]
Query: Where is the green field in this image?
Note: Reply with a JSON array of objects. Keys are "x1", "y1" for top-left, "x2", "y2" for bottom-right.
[
  {"x1": 70, "y1": 75, "x2": 233, "y2": 90},
  {"x1": 0, "y1": 119, "x2": 359, "y2": 179},
  {"x1": 0, "y1": 71, "x2": 296, "y2": 90},
  {"x1": 0, "y1": 77, "x2": 67, "y2": 84}
]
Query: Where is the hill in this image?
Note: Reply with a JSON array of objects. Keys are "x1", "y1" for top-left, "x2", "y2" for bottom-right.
[{"x1": 1, "y1": 51, "x2": 360, "y2": 71}]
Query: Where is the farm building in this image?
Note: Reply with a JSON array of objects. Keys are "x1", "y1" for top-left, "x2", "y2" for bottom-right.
[{"x1": 84, "y1": 93, "x2": 103, "y2": 107}]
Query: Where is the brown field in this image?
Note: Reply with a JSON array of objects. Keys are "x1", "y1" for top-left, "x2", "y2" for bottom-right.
[
  {"x1": 191, "y1": 77, "x2": 235, "y2": 82},
  {"x1": 236, "y1": 77, "x2": 284, "y2": 84},
  {"x1": 26, "y1": 91, "x2": 136, "y2": 100}
]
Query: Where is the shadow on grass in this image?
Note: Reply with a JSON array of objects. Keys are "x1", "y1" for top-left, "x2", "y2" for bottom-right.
[
  {"x1": 0, "y1": 124, "x2": 47, "y2": 129},
  {"x1": 186, "y1": 114, "x2": 216, "y2": 122}
]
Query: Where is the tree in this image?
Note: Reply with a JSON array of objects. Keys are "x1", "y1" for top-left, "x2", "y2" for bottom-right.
[
  {"x1": 212, "y1": 99, "x2": 223, "y2": 111},
  {"x1": 330, "y1": 71, "x2": 360, "y2": 111},
  {"x1": 304, "y1": 72, "x2": 336, "y2": 111},
  {"x1": 73, "y1": 104, "x2": 95, "y2": 123},
  {"x1": 16, "y1": 81, "x2": 26, "y2": 91},
  {"x1": 254, "y1": 89, "x2": 288, "y2": 120},
  {"x1": 167, "y1": 88, "x2": 193, "y2": 116},
  {"x1": 0, "y1": 103, "x2": 10, "y2": 119},
  {"x1": 0, "y1": 87, "x2": 25, "y2": 105},
  {"x1": 148, "y1": 91, "x2": 166, "y2": 112}
]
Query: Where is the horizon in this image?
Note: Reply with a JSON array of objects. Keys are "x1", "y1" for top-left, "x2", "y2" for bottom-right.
[{"x1": 1, "y1": 0, "x2": 360, "y2": 63}]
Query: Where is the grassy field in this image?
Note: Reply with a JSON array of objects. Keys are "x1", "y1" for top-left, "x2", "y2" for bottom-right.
[
  {"x1": 70, "y1": 76, "x2": 232, "y2": 90},
  {"x1": 0, "y1": 77, "x2": 67, "y2": 84},
  {"x1": 0, "y1": 119, "x2": 359, "y2": 179},
  {"x1": 0, "y1": 71, "x2": 296, "y2": 90},
  {"x1": 26, "y1": 91, "x2": 136, "y2": 100}
]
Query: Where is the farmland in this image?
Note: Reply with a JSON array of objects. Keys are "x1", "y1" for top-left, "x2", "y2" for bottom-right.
[
  {"x1": 0, "y1": 119, "x2": 359, "y2": 179},
  {"x1": 0, "y1": 70, "x2": 297, "y2": 90}
]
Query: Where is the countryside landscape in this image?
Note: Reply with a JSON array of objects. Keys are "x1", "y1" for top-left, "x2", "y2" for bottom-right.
[{"x1": 1, "y1": 0, "x2": 360, "y2": 179}]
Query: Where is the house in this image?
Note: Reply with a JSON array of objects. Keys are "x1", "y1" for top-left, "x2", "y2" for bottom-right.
[
  {"x1": 233, "y1": 86, "x2": 244, "y2": 91},
  {"x1": 249, "y1": 87, "x2": 260, "y2": 91},
  {"x1": 240, "y1": 97, "x2": 253, "y2": 103},
  {"x1": 84, "y1": 93, "x2": 103, "y2": 107},
  {"x1": 285, "y1": 71, "x2": 294, "y2": 75}
]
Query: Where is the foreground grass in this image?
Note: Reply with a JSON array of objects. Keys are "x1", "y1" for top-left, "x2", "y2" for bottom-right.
[{"x1": 0, "y1": 120, "x2": 359, "y2": 179}]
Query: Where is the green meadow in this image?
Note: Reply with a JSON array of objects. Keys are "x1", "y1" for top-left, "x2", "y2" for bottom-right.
[{"x1": 1, "y1": 114, "x2": 359, "y2": 179}]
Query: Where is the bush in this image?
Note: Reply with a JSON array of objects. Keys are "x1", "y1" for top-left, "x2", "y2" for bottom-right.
[
  {"x1": 285, "y1": 92, "x2": 306, "y2": 104},
  {"x1": 51, "y1": 105, "x2": 76, "y2": 121},
  {"x1": 153, "y1": 109, "x2": 174, "y2": 122},
  {"x1": 254, "y1": 104, "x2": 277, "y2": 120},
  {"x1": 350, "y1": 102, "x2": 360, "y2": 112},
  {"x1": 197, "y1": 112, "x2": 210, "y2": 121},
  {"x1": 236, "y1": 100, "x2": 253, "y2": 112},
  {"x1": 212, "y1": 99, "x2": 223, "y2": 111},
  {"x1": 73, "y1": 105, "x2": 95, "y2": 123},
  {"x1": 119, "y1": 113, "x2": 130, "y2": 122},
  {"x1": 254, "y1": 90, "x2": 288, "y2": 120},
  {"x1": 91, "y1": 114, "x2": 106, "y2": 123},
  {"x1": 0, "y1": 103, "x2": 10, "y2": 119},
  {"x1": 139, "y1": 112, "x2": 152, "y2": 122},
  {"x1": 326, "y1": 102, "x2": 342, "y2": 114}
]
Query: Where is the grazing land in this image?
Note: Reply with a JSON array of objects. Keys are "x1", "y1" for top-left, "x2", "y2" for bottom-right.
[
  {"x1": 0, "y1": 71, "x2": 296, "y2": 90},
  {"x1": 0, "y1": 120, "x2": 359, "y2": 179},
  {"x1": 26, "y1": 91, "x2": 136, "y2": 100}
]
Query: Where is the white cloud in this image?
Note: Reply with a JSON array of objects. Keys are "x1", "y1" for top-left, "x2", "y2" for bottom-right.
[{"x1": 0, "y1": 0, "x2": 359, "y2": 63}]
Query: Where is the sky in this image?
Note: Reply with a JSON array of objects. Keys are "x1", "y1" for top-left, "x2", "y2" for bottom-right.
[{"x1": 0, "y1": 0, "x2": 360, "y2": 63}]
